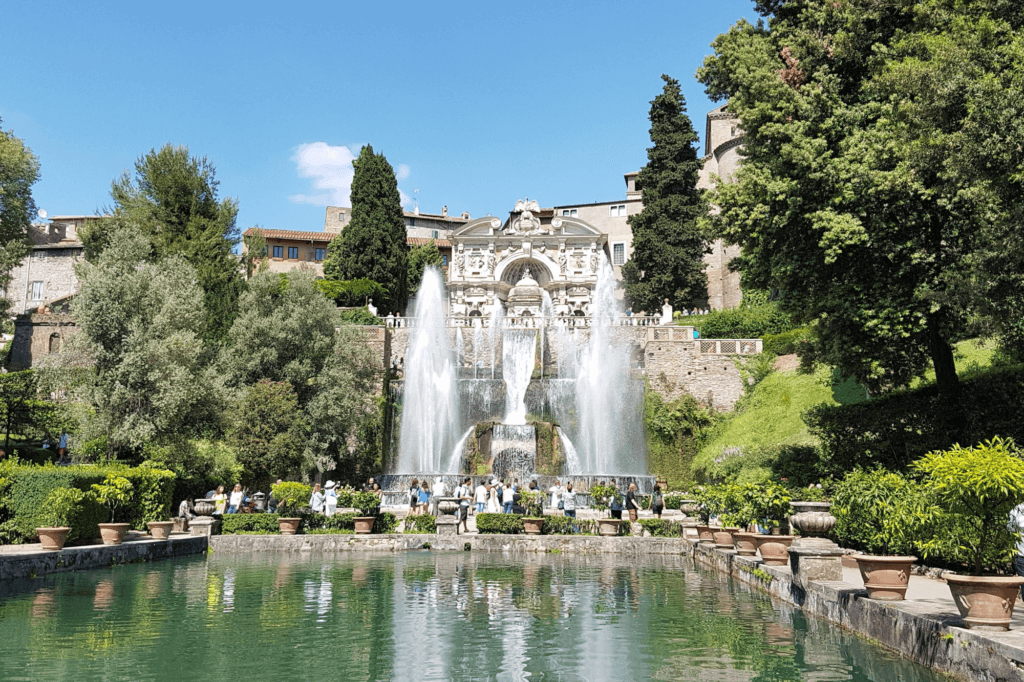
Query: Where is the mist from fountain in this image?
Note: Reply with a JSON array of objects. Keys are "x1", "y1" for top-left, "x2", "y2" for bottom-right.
[
  {"x1": 395, "y1": 267, "x2": 460, "y2": 472},
  {"x1": 557, "y1": 427, "x2": 583, "y2": 475}
]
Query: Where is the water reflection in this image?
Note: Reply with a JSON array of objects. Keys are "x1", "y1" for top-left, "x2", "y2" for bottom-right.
[{"x1": 0, "y1": 553, "x2": 949, "y2": 682}]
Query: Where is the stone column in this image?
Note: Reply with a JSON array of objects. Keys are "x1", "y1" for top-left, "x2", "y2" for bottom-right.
[{"x1": 787, "y1": 502, "x2": 845, "y2": 588}]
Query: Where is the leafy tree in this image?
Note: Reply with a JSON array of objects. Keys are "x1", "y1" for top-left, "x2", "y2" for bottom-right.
[
  {"x1": 623, "y1": 75, "x2": 710, "y2": 313},
  {"x1": 315, "y1": 277, "x2": 388, "y2": 307},
  {"x1": 229, "y1": 380, "x2": 308, "y2": 485},
  {"x1": 322, "y1": 145, "x2": 408, "y2": 314},
  {"x1": 0, "y1": 120, "x2": 36, "y2": 317},
  {"x1": 695, "y1": 1, "x2": 1024, "y2": 410},
  {"x1": 82, "y1": 144, "x2": 243, "y2": 341},
  {"x1": 65, "y1": 224, "x2": 219, "y2": 457},
  {"x1": 241, "y1": 228, "x2": 268, "y2": 278},
  {"x1": 221, "y1": 270, "x2": 338, "y2": 405},
  {"x1": 406, "y1": 239, "x2": 443, "y2": 297},
  {"x1": 0, "y1": 370, "x2": 39, "y2": 450}
]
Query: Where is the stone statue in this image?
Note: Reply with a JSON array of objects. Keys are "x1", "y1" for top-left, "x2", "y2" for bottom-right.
[
  {"x1": 558, "y1": 250, "x2": 567, "y2": 275},
  {"x1": 487, "y1": 252, "x2": 496, "y2": 275},
  {"x1": 590, "y1": 253, "x2": 598, "y2": 273},
  {"x1": 454, "y1": 251, "x2": 464, "y2": 275},
  {"x1": 506, "y1": 198, "x2": 551, "y2": 236},
  {"x1": 660, "y1": 298, "x2": 673, "y2": 326},
  {"x1": 367, "y1": 299, "x2": 378, "y2": 317}
]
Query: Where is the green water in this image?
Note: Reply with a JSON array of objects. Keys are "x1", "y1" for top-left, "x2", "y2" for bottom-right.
[{"x1": 0, "y1": 552, "x2": 945, "y2": 682}]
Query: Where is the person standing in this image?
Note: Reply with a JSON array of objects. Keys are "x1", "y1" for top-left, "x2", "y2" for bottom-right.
[
  {"x1": 57, "y1": 430, "x2": 69, "y2": 464},
  {"x1": 268, "y1": 479, "x2": 283, "y2": 513},
  {"x1": 456, "y1": 477, "x2": 472, "y2": 533},
  {"x1": 609, "y1": 480, "x2": 623, "y2": 520},
  {"x1": 625, "y1": 483, "x2": 641, "y2": 523},
  {"x1": 1011, "y1": 502, "x2": 1024, "y2": 596},
  {"x1": 418, "y1": 480, "x2": 431, "y2": 516},
  {"x1": 409, "y1": 479, "x2": 421, "y2": 515},
  {"x1": 503, "y1": 481, "x2": 514, "y2": 514},
  {"x1": 227, "y1": 484, "x2": 245, "y2": 514},
  {"x1": 549, "y1": 480, "x2": 563, "y2": 516},
  {"x1": 213, "y1": 485, "x2": 227, "y2": 515},
  {"x1": 562, "y1": 483, "x2": 576, "y2": 518},
  {"x1": 475, "y1": 480, "x2": 488, "y2": 514},
  {"x1": 324, "y1": 481, "x2": 338, "y2": 517},
  {"x1": 431, "y1": 477, "x2": 447, "y2": 516},
  {"x1": 486, "y1": 480, "x2": 500, "y2": 513},
  {"x1": 651, "y1": 485, "x2": 665, "y2": 519},
  {"x1": 309, "y1": 483, "x2": 325, "y2": 514}
]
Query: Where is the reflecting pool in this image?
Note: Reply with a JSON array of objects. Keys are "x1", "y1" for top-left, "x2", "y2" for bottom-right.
[{"x1": 0, "y1": 552, "x2": 946, "y2": 682}]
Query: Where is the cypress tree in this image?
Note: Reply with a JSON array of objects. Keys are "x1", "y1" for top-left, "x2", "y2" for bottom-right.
[
  {"x1": 323, "y1": 145, "x2": 408, "y2": 314},
  {"x1": 623, "y1": 75, "x2": 709, "y2": 314}
]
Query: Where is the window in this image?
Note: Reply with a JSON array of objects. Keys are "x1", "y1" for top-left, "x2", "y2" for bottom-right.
[
  {"x1": 29, "y1": 281, "x2": 43, "y2": 301},
  {"x1": 431, "y1": 230, "x2": 439, "y2": 239},
  {"x1": 610, "y1": 204, "x2": 627, "y2": 218},
  {"x1": 49, "y1": 333, "x2": 61, "y2": 355},
  {"x1": 288, "y1": 247, "x2": 298, "y2": 259},
  {"x1": 272, "y1": 245, "x2": 283, "y2": 258},
  {"x1": 315, "y1": 248, "x2": 326, "y2": 261},
  {"x1": 612, "y1": 242, "x2": 626, "y2": 266},
  {"x1": 338, "y1": 211, "x2": 345, "y2": 221},
  {"x1": 441, "y1": 255, "x2": 448, "y2": 266},
  {"x1": 561, "y1": 209, "x2": 578, "y2": 217}
]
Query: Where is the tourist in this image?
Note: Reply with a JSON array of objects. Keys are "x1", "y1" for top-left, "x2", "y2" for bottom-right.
[
  {"x1": 510, "y1": 489, "x2": 526, "y2": 515},
  {"x1": 562, "y1": 483, "x2": 576, "y2": 518},
  {"x1": 57, "y1": 430, "x2": 68, "y2": 463},
  {"x1": 409, "y1": 478, "x2": 421, "y2": 514},
  {"x1": 625, "y1": 483, "x2": 640, "y2": 523},
  {"x1": 1011, "y1": 502, "x2": 1024, "y2": 597},
  {"x1": 227, "y1": 484, "x2": 245, "y2": 514},
  {"x1": 178, "y1": 499, "x2": 195, "y2": 519},
  {"x1": 487, "y1": 479, "x2": 500, "y2": 513},
  {"x1": 651, "y1": 485, "x2": 664, "y2": 519},
  {"x1": 431, "y1": 477, "x2": 447, "y2": 516},
  {"x1": 474, "y1": 479, "x2": 488, "y2": 514},
  {"x1": 418, "y1": 480, "x2": 431, "y2": 515},
  {"x1": 503, "y1": 481, "x2": 514, "y2": 514},
  {"x1": 549, "y1": 479, "x2": 563, "y2": 515},
  {"x1": 372, "y1": 482, "x2": 383, "y2": 500},
  {"x1": 268, "y1": 479, "x2": 283, "y2": 513},
  {"x1": 324, "y1": 481, "x2": 338, "y2": 517},
  {"x1": 310, "y1": 483, "x2": 325, "y2": 514},
  {"x1": 213, "y1": 485, "x2": 227, "y2": 515},
  {"x1": 363, "y1": 477, "x2": 375, "y2": 493},
  {"x1": 528, "y1": 480, "x2": 537, "y2": 491},
  {"x1": 456, "y1": 477, "x2": 472, "y2": 533},
  {"x1": 609, "y1": 480, "x2": 623, "y2": 520}
]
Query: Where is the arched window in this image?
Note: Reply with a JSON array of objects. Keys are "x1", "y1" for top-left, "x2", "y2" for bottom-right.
[{"x1": 48, "y1": 333, "x2": 61, "y2": 354}]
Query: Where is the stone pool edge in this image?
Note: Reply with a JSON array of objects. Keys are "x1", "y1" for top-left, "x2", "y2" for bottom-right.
[
  {"x1": 690, "y1": 540, "x2": 1024, "y2": 682},
  {"x1": 0, "y1": 535, "x2": 208, "y2": 581}
]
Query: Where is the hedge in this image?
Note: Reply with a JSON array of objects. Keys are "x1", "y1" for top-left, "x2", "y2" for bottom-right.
[
  {"x1": 221, "y1": 511, "x2": 399, "y2": 535},
  {"x1": 476, "y1": 513, "x2": 626, "y2": 536},
  {"x1": 39, "y1": 487, "x2": 106, "y2": 544},
  {"x1": 638, "y1": 519, "x2": 684, "y2": 537},
  {"x1": 404, "y1": 514, "x2": 437, "y2": 534},
  {"x1": 762, "y1": 327, "x2": 812, "y2": 356},
  {"x1": 806, "y1": 366, "x2": 1024, "y2": 475},
  {"x1": 220, "y1": 513, "x2": 282, "y2": 534},
  {"x1": 0, "y1": 462, "x2": 175, "y2": 544}
]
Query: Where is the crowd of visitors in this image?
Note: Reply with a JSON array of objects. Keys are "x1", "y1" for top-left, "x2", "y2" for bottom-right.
[{"x1": 176, "y1": 475, "x2": 386, "y2": 520}]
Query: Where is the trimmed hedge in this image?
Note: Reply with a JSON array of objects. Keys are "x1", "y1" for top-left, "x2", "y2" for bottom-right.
[
  {"x1": 221, "y1": 511, "x2": 399, "y2": 535},
  {"x1": 540, "y1": 516, "x2": 599, "y2": 536},
  {"x1": 638, "y1": 519, "x2": 684, "y2": 537},
  {"x1": 476, "y1": 513, "x2": 625, "y2": 536},
  {"x1": 762, "y1": 327, "x2": 811, "y2": 356},
  {"x1": 404, "y1": 514, "x2": 437, "y2": 534},
  {"x1": 220, "y1": 513, "x2": 282, "y2": 534},
  {"x1": 476, "y1": 513, "x2": 525, "y2": 534}
]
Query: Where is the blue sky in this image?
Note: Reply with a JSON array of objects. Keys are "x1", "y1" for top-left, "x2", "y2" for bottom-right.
[{"x1": 2, "y1": 0, "x2": 756, "y2": 234}]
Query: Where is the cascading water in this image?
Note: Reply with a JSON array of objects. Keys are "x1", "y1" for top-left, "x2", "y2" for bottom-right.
[
  {"x1": 445, "y1": 426, "x2": 475, "y2": 474},
  {"x1": 396, "y1": 267, "x2": 460, "y2": 472},
  {"x1": 502, "y1": 330, "x2": 536, "y2": 425},
  {"x1": 556, "y1": 427, "x2": 583, "y2": 475},
  {"x1": 488, "y1": 301, "x2": 503, "y2": 380},
  {"x1": 472, "y1": 319, "x2": 483, "y2": 379},
  {"x1": 455, "y1": 326, "x2": 464, "y2": 369}
]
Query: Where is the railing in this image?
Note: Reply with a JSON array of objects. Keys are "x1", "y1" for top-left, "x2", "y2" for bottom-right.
[
  {"x1": 381, "y1": 315, "x2": 666, "y2": 329},
  {"x1": 698, "y1": 338, "x2": 761, "y2": 355}
]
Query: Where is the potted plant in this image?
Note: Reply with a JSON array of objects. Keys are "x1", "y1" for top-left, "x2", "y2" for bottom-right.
[
  {"x1": 589, "y1": 484, "x2": 622, "y2": 536},
  {"x1": 147, "y1": 520, "x2": 174, "y2": 540},
  {"x1": 831, "y1": 469, "x2": 920, "y2": 601},
  {"x1": 91, "y1": 475, "x2": 134, "y2": 545},
  {"x1": 712, "y1": 485, "x2": 744, "y2": 550},
  {"x1": 520, "y1": 491, "x2": 545, "y2": 535},
  {"x1": 351, "y1": 490, "x2": 381, "y2": 534},
  {"x1": 748, "y1": 483, "x2": 796, "y2": 566},
  {"x1": 272, "y1": 481, "x2": 311, "y2": 535},
  {"x1": 726, "y1": 485, "x2": 762, "y2": 556},
  {"x1": 912, "y1": 438, "x2": 1024, "y2": 630},
  {"x1": 692, "y1": 486, "x2": 722, "y2": 545}
]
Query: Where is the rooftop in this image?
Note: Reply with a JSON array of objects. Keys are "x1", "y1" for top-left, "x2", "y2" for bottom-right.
[{"x1": 244, "y1": 228, "x2": 334, "y2": 242}]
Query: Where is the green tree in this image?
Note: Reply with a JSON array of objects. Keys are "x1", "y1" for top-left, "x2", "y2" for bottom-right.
[
  {"x1": 0, "y1": 120, "x2": 36, "y2": 317},
  {"x1": 0, "y1": 370, "x2": 39, "y2": 450},
  {"x1": 228, "y1": 380, "x2": 307, "y2": 485},
  {"x1": 315, "y1": 277, "x2": 389, "y2": 307},
  {"x1": 241, "y1": 228, "x2": 268, "y2": 278},
  {"x1": 623, "y1": 75, "x2": 710, "y2": 313},
  {"x1": 82, "y1": 144, "x2": 243, "y2": 341},
  {"x1": 322, "y1": 145, "x2": 408, "y2": 314},
  {"x1": 695, "y1": 1, "x2": 1024, "y2": 407},
  {"x1": 66, "y1": 224, "x2": 220, "y2": 456},
  {"x1": 406, "y1": 240, "x2": 443, "y2": 297}
]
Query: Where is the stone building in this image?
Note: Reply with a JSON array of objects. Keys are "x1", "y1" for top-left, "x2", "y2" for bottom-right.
[
  {"x1": 6, "y1": 216, "x2": 89, "y2": 316},
  {"x1": 241, "y1": 228, "x2": 331, "y2": 276}
]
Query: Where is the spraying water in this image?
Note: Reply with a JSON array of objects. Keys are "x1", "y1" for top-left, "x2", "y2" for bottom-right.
[
  {"x1": 557, "y1": 427, "x2": 583, "y2": 475},
  {"x1": 444, "y1": 426, "x2": 475, "y2": 474},
  {"x1": 488, "y1": 301, "x2": 503, "y2": 379},
  {"x1": 502, "y1": 330, "x2": 536, "y2": 425},
  {"x1": 396, "y1": 267, "x2": 460, "y2": 472}
]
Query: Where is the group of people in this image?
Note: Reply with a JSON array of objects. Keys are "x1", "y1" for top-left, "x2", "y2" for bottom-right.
[
  {"x1": 308, "y1": 478, "x2": 383, "y2": 517},
  {"x1": 597, "y1": 480, "x2": 666, "y2": 521}
]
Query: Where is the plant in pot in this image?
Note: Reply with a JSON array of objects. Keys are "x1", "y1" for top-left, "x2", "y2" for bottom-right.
[
  {"x1": 272, "y1": 481, "x2": 312, "y2": 535},
  {"x1": 520, "y1": 491, "x2": 545, "y2": 535},
  {"x1": 712, "y1": 485, "x2": 744, "y2": 549},
  {"x1": 35, "y1": 487, "x2": 103, "y2": 551},
  {"x1": 589, "y1": 484, "x2": 622, "y2": 536},
  {"x1": 747, "y1": 483, "x2": 796, "y2": 566},
  {"x1": 831, "y1": 469, "x2": 920, "y2": 600},
  {"x1": 692, "y1": 485, "x2": 723, "y2": 545},
  {"x1": 727, "y1": 485, "x2": 764, "y2": 556},
  {"x1": 911, "y1": 438, "x2": 1024, "y2": 630},
  {"x1": 351, "y1": 490, "x2": 381, "y2": 534},
  {"x1": 91, "y1": 475, "x2": 134, "y2": 545}
]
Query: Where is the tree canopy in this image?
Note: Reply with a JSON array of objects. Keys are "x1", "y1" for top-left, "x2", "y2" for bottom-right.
[
  {"x1": 0, "y1": 120, "x2": 37, "y2": 317},
  {"x1": 407, "y1": 239, "x2": 443, "y2": 297},
  {"x1": 322, "y1": 145, "x2": 408, "y2": 314},
  {"x1": 623, "y1": 75, "x2": 710, "y2": 313},
  {"x1": 696, "y1": 0, "x2": 1024, "y2": 408}
]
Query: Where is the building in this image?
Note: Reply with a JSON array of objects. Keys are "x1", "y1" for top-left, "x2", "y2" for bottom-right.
[
  {"x1": 6, "y1": 216, "x2": 90, "y2": 316},
  {"x1": 325, "y1": 205, "x2": 469, "y2": 270},
  {"x1": 241, "y1": 228, "x2": 331, "y2": 276}
]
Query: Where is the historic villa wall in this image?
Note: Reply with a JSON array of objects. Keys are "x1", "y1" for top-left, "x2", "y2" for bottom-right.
[{"x1": 11, "y1": 314, "x2": 79, "y2": 370}]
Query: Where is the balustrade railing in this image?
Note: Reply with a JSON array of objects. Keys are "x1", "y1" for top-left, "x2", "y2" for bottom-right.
[{"x1": 379, "y1": 315, "x2": 666, "y2": 329}]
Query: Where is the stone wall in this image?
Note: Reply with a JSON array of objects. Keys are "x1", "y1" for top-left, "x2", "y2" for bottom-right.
[
  {"x1": 11, "y1": 313, "x2": 78, "y2": 370},
  {"x1": 0, "y1": 535, "x2": 207, "y2": 581},
  {"x1": 7, "y1": 245, "x2": 83, "y2": 316}
]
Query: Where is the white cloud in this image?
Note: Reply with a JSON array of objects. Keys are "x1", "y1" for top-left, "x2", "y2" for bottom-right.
[
  {"x1": 289, "y1": 142, "x2": 357, "y2": 206},
  {"x1": 396, "y1": 163, "x2": 410, "y2": 180}
]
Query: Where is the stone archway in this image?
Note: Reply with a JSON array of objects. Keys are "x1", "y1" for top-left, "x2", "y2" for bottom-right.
[{"x1": 496, "y1": 257, "x2": 554, "y2": 287}]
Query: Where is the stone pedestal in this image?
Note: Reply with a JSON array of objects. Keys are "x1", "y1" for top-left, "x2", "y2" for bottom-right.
[
  {"x1": 436, "y1": 516, "x2": 459, "y2": 536},
  {"x1": 172, "y1": 517, "x2": 189, "y2": 533},
  {"x1": 788, "y1": 538, "x2": 846, "y2": 588},
  {"x1": 189, "y1": 517, "x2": 221, "y2": 537}
]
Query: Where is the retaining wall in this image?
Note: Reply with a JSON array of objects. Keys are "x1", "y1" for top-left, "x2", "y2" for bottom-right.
[{"x1": 0, "y1": 535, "x2": 208, "y2": 581}]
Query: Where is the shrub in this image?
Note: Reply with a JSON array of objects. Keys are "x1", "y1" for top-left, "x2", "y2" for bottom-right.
[
  {"x1": 229, "y1": 381, "x2": 308, "y2": 485},
  {"x1": 404, "y1": 514, "x2": 437, "y2": 534},
  {"x1": 300, "y1": 510, "x2": 397, "y2": 534},
  {"x1": 221, "y1": 513, "x2": 282, "y2": 535},
  {"x1": 762, "y1": 327, "x2": 812, "y2": 356},
  {"x1": 116, "y1": 463, "x2": 176, "y2": 526},
  {"x1": 476, "y1": 513, "x2": 525, "y2": 534},
  {"x1": 91, "y1": 475, "x2": 133, "y2": 523},
  {"x1": 37, "y1": 487, "x2": 106, "y2": 543},
  {"x1": 519, "y1": 491, "x2": 544, "y2": 517},
  {"x1": 374, "y1": 512, "x2": 399, "y2": 534},
  {"x1": 2, "y1": 465, "x2": 108, "y2": 542},
  {"x1": 588, "y1": 485, "x2": 619, "y2": 513},
  {"x1": 540, "y1": 516, "x2": 599, "y2": 535},
  {"x1": 638, "y1": 519, "x2": 684, "y2": 537},
  {"x1": 745, "y1": 482, "x2": 793, "y2": 528},
  {"x1": 272, "y1": 481, "x2": 312, "y2": 515},
  {"x1": 690, "y1": 292, "x2": 796, "y2": 339},
  {"x1": 831, "y1": 470, "x2": 921, "y2": 556}
]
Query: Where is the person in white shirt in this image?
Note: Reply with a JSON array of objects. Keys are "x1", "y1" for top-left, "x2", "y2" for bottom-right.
[
  {"x1": 475, "y1": 481, "x2": 488, "y2": 514},
  {"x1": 323, "y1": 480, "x2": 338, "y2": 517},
  {"x1": 309, "y1": 483, "x2": 325, "y2": 514},
  {"x1": 227, "y1": 484, "x2": 245, "y2": 514},
  {"x1": 487, "y1": 479, "x2": 501, "y2": 513},
  {"x1": 431, "y1": 477, "x2": 447, "y2": 516},
  {"x1": 549, "y1": 480, "x2": 563, "y2": 515}
]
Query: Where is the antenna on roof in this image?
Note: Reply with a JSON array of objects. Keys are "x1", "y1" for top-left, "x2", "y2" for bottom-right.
[{"x1": 413, "y1": 188, "x2": 419, "y2": 212}]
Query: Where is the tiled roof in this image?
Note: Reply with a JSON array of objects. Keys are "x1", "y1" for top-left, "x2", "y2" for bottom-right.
[
  {"x1": 407, "y1": 237, "x2": 452, "y2": 248},
  {"x1": 243, "y1": 228, "x2": 334, "y2": 242}
]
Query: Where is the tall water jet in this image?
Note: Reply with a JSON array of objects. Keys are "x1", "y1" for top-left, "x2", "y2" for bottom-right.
[
  {"x1": 455, "y1": 326, "x2": 464, "y2": 370},
  {"x1": 396, "y1": 267, "x2": 460, "y2": 472},
  {"x1": 488, "y1": 300, "x2": 503, "y2": 379},
  {"x1": 444, "y1": 426, "x2": 475, "y2": 474},
  {"x1": 557, "y1": 427, "x2": 583, "y2": 475},
  {"x1": 472, "y1": 318, "x2": 483, "y2": 379},
  {"x1": 502, "y1": 330, "x2": 536, "y2": 425}
]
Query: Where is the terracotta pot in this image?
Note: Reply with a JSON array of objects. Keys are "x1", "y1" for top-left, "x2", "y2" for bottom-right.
[
  {"x1": 754, "y1": 535, "x2": 794, "y2": 566},
  {"x1": 354, "y1": 516, "x2": 376, "y2": 535},
  {"x1": 852, "y1": 555, "x2": 917, "y2": 601},
  {"x1": 945, "y1": 574, "x2": 1024, "y2": 631},
  {"x1": 732, "y1": 531, "x2": 759, "y2": 556},
  {"x1": 36, "y1": 527, "x2": 70, "y2": 551},
  {"x1": 695, "y1": 524, "x2": 716, "y2": 544},
  {"x1": 277, "y1": 517, "x2": 301, "y2": 535},
  {"x1": 713, "y1": 527, "x2": 739, "y2": 549},
  {"x1": 597, "y1": 519, "x2": 622, "y2": 537},
  {"x1": 523, "y1": 518, "x2": 544, "y2": 535},
  {"x1": 98, "y1": 523, "x2": 130, "y2": 546},
  {"x1": 147, "y1": 521, "x2": 174, "y2": 540}
]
